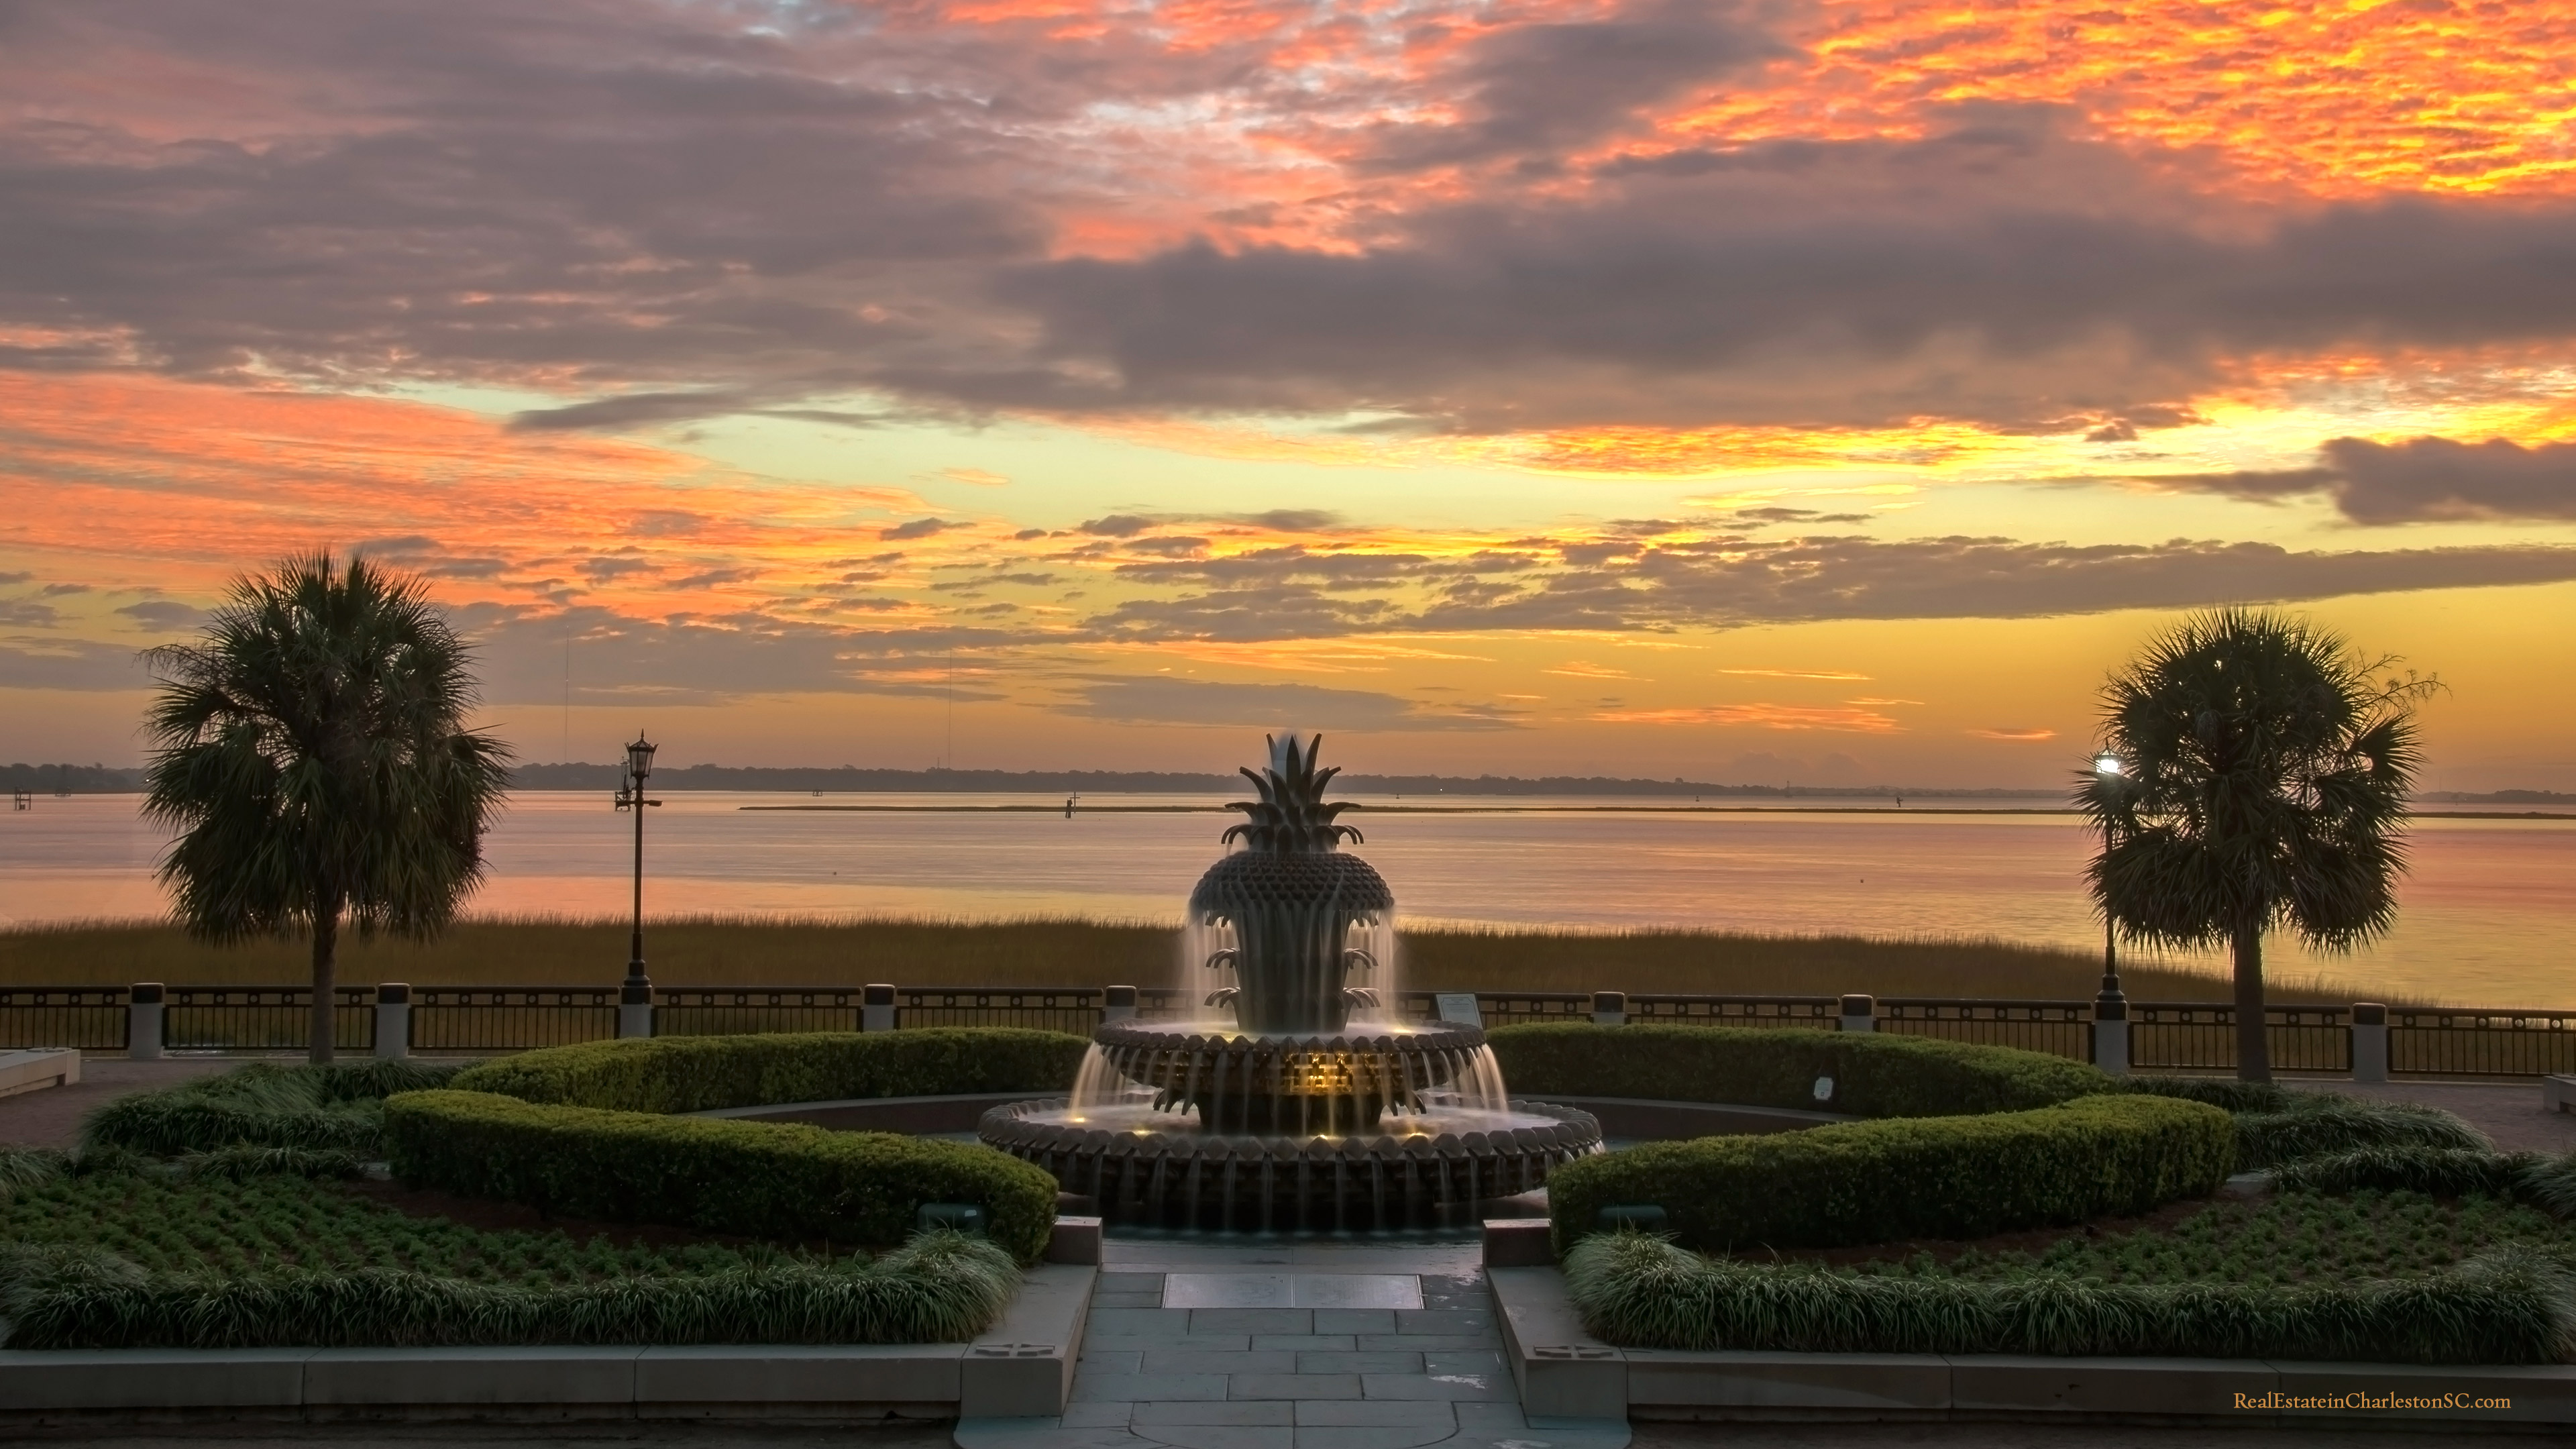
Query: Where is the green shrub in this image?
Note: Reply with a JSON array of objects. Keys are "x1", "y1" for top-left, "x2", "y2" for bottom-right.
[
  {"x1": 385, "y1": 1090, "x2": 1059, "y2": 1263},
  {"x1": 1563, "y1": 1231, "x2": 2576, "y2": 1365},
  {"x1": 2269, "y1": 1145, "x2": 2576, "y2": 1217},
  {"x1": 1487, "y1": 1023, "x2": 2109, "y2": 1118},
  {"x1": 80, "y1": 1060, "x2": 465, "y2": 1157},
  {"x1": 1546, "y1": 1093, "x2": 2233, "y2": 1254},
  {"x1": 450, "y1": 1029, "x2": 1088, "y2": 1114},
  {"x1": 2119, "y1": 1075, "x2": 2308, "y2": 1113},
  {"x1": 1, "y1": 1230, "x2": 1016, "y2": 1349}
]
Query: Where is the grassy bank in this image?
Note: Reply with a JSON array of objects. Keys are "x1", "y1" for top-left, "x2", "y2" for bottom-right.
[{"x1": 0, "y1": 915, "x2": 2385, "y2": 1004}]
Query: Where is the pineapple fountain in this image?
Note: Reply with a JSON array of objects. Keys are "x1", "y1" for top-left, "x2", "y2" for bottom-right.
[{"x1": 979, "y1": 734, "x2": 1602, "y2": 1230}]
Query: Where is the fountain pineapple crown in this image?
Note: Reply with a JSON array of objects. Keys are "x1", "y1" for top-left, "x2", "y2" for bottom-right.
[{"x1": 1221, "y1": 732, "x2": 1364, "y2": 854}]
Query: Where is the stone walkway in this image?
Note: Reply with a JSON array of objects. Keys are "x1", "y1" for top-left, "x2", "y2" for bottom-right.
[{"x1": 955, "y1": 1240, "x2": 1626, "y2": 1449}]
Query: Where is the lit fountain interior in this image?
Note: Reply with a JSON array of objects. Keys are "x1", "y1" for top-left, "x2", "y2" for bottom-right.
[{"x1": 980, "y1": 734, "x2": 1603, "y2": 1230}]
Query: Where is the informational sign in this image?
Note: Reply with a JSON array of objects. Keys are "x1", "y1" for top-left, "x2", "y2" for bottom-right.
[{"x1": 1434, "y1": 992, "x2": 1483, "y2": 1028}]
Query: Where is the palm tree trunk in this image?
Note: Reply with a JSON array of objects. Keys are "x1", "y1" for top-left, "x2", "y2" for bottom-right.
[
  {"x1": 310, "y1": 902, "x2": 339, "y2": 1065},
  {"x1": 2233, "y1": 916, "x2": 2271, "y2": 1083}
]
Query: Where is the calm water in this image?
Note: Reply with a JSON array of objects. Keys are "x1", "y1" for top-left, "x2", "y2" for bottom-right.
[{"x1": 2, "y1": 793, "x2": 2569, "y2": 1006}]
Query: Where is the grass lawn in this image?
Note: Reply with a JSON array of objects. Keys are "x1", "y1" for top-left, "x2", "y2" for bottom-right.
[
  {"x1": 1847, "y1": 1188, "x2": 2574, "y2": 1287},
  {"x1": 1, "y1": 1167, "x2": 798, "y2": 1284}
]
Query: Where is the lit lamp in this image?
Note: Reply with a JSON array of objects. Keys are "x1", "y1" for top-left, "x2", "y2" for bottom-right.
[
  {"x1": 2092, "y1": 751, "x2": 2128, "y2": 1018},
  {"x1": 615, "y1": 733, "x2": 663, "y2": 1030}
]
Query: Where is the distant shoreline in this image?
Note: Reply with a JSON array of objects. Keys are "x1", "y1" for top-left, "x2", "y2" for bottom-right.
[{"x1": 740, "y1": 803, "x2": 2574, "y2": 820}]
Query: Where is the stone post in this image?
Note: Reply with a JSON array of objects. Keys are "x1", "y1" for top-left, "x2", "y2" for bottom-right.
[
  {"x1": 1102, "y1": 985, "x2": 1138, "y2": 1023},
  {"x1": 374, "y1": 983, "x2": 411, "y2": 1061},
  {"x1": 863, "y1": 982, "x2": 898, "y2": 1033},
  {"x1": 2352, "y1": 1002, "x2": 2390, "y2": 1083},
  {"x1": 2092, "y1": 1002, "x2": 2131, "y2": 1077},
  {"x1": 127, "y1": 982, "x2": 164, "y2": 1061},
  {"x1": 618, "y1": 987, "x2": 654, "y2": 1040},
  {"x1": 1839, "y1": 993, "x2": 1876, "y2": 1033},
  {"x1": 1589, "y1": 991, "x2": 1625, "y2": 1026}
]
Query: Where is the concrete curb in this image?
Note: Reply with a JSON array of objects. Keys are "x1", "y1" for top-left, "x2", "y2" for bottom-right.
[
  {"x1": 1490, "y1": 1265, "x2": 2576, "y2": 1428},
  {"x1": 0, "y1": 1264, "x2": 1093, "y2": 1424}
]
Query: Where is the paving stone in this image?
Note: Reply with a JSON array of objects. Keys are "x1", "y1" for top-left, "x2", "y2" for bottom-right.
[
  {"x1": 1356, "y1": 1335, "x2": 1493, "y2": 1353},
  {"x1": 1449, "y1": 1402, "x2": 1528, "y2": 1432},
  {"x1": 1102, "y1": 1273, "x2": 1168, "y2": 1292},
  {"x1": 1295, "y1": 1352, "x2": 1422, "y2": 1375},
  {"x1": 1291, "y1": 1427, "x2": 1452, "y2": 1449},
  {"x1": 1292, "y1": 1399, "x2": 1456, "y2": 1426},
  {"x1": 1192, "y1": 1308, "x2": 1314, "y2": 1334},
  {"x1": 1395, "y1": 1309, "x2": 1492, "y2": 1335},
  {"x1": 1140, "y1": 1411, "x2": 1297, "y2": 1440},
  {"x1": 1080, "y1": 1349, "x2": 1145, "y2": 1374},
  {"x1": 1230, "y1": 1373, "x2": 1364, "y2": 1401},
  {"x1": 1133, "y1": 1400, "x2": 1295, "y2": 1425},
  {"x1": 1360, "y1": 1371, "x2": 1514, "y2": 1401},
  {"x1": 1091, "y1": 1307, "x2": 1199, "y2": 1338},
  {"x1": 1095, "y1": 1292, "x2": 1169, "y2": 1308},
  {"x1": 1087, "y1": 1336, "x2": 1253, "y2": 1359},
  {"x1": 1062, "y1": 1401, "x2": 1140, "y2": 1428},
  {"x1": 1311, "y1": 1309, "x2": 1396, "y2": 1334},
  {"x1": 1422, "y1": 1350, "x2": 1505, "y2": 1376},
  {"x1": 1144, "y1": 1350, "x2": 1299, "y2": 1375},
  {"x1": 1072, "y1": 1372, "x2": 1232, "y2": 1403},
  {"x1": 1252, "y1": 1335, "x2": 1357, "y2": 1352}
]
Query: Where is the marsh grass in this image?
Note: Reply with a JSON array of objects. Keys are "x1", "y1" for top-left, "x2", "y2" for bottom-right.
[{"x1": 0, "y1": 915, "x2": 2389, "y2": 1003}]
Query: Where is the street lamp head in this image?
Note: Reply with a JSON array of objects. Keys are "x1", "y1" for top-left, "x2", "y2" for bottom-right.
[
  {"x1": 2094, "y1": 751, "x2": 2123, "y2": 777},
  {"x1": 626, "y1": 733, "x2": 657, "y2": 782}
]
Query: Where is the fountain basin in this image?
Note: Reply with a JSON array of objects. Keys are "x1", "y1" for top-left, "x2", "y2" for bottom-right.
[
  {"x1": 1089, "y1": 1017, "x2": 1493, "y2": 1136},
  {"x1": 979, "y1": 1096, "x2": 1603, "y2": 1232}
]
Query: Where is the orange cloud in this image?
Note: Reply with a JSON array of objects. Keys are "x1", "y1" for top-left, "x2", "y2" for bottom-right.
[
  {"x1": 1595, "y1": 703, "x2": 1903, "y2": 733},
  {"x1": 1968, "y1": 727, "x2": 2057, "y2": 743}
]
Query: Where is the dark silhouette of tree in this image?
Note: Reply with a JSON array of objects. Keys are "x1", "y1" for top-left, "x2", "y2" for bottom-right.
[
  {"x1": 143, "y1": 553, "x2": 511, "y2": 1062},
  {"x1": 2079, "y1": 608, "x2": 2433, "y2": 1081}
]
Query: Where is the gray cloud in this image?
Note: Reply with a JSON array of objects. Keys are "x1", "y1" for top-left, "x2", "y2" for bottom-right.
[
  {"x1": 458, "y1": 604, "x2": 1028, "y2": 707},
  {"x1": 0, "y1": 640, "x2": 146, "y2": 689},
  {"x1": 2153, "y1": 435, "x2": 2576, "y2": 524},
  {"x1": 114, "y1": 600, "x2": 207, "y2": 631},
  {"x1": 1056, "y1": 676, "x2": 1522, "y2": 731},
  {"x1": 1083, "y1": 536, "x2": 2576, "y2": 641},
  {"x1": 880, "y1": 518, "x2": 963, "y2": 541},
  {"x1": 1366, "y1": 0, "x2": 1790, "y2": 171}
]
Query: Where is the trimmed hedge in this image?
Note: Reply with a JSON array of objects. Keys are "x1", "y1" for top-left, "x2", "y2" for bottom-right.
[
  {"x1": 1, "y1": 1230, "x2": 1016, "y2": 1348},
  {"x1": 1564, "y1": 1231, "x2": 2576, "y2": 1365},
  {"x1": 384, "y1": 1089, "x2": 1060, "y2": 1263},
  {"x1": 1545, "y1": 1093, "x2": 2233, "y2": 1254},
  {"x1": 449, "y1": 1029, "x2": 1089, "y2": 1114},
  {"x1": 1488, "y1": 1023, "x2": 2110, "y2": 1119}
]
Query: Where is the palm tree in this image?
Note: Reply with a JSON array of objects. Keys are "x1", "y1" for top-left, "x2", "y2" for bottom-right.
[
  {"x1": 142, "y1": 553, "x2": 511, "y2": 1063},
  {"x1": 2078, "y1": 608, "x2": 2434, "y2": 1081}
]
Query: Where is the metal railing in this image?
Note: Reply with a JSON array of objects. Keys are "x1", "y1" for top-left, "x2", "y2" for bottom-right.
[
  {"x1": 410, "y1": 987, "x2": 620, "y2": 1052},
  {"x1": 1880, "y1": 998, "x2": 2092, "y2": 1059},
  {"x1": 0, "y1": 985, "x2": 129, "y2": 1051},
  {"x1": 164, "y1": 985, "x2": 374, "y2": 1053},
  {"x1": 2390, "y1": 1009, "x2": 2576, "y2": 1077},
  {"x1": 7, "y1": 981, "x2": 2569, "y2": 1081},
  {"x1": 2131, "y1": 1002, "x2": 2354, "y2": 1075}
]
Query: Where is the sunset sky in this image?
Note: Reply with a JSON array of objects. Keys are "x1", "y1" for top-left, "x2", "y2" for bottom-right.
[{"x1": 5, "y1": 0, "x2": 2574, "y2": 787}]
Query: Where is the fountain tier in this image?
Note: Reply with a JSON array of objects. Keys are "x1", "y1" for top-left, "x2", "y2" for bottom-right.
[{"x1": 978, "y1": 733, "x2": 1604, "y2": 1230}]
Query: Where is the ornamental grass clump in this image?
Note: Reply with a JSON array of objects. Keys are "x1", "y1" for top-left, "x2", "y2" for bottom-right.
[
  {"x1": 0, "y1": 1229, "x2": 1016, "y2": 1350},
  {"x1": 82, "y1": 1059, "x2": 463, "y2": 1158},
  {"x1": 1563, "y1": 1232, "x2": 2576, "y2": 1365},
  {"x1": 2270, "y1": 1144, "x2": 2576, "y2": 1216},
  {"x1": 2231, "y1": 1097, "x2": 2489, "y2": 1168}
]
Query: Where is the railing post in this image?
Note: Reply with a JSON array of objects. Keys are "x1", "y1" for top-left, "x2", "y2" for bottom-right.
[
  {"x1": 619, "y1": 986, "x2": 654, "y2": 1040},
  {"x1": 1102, "y1": 985, "x2": 1138, "y2": 1023},
  {"x1": 1839, "y1": 994, "x2": 1876, "y2": 1033},
  {"x1": 863, "y1": 982, "x2": 898, "y2": 1032},
  {"x1": 127, "y1": 982, "x2": 164, "y2": 1061},
  {"x1": 1590, "y1": 991, "x2": 1625, "y2": 1026},
  {"x1": 2352, "y1": 1002, "x2": 2389, "y2": 1083},
  {"x1": 2092, "y1": 1000, "x2": 2131, "y2": 1077},
  {"x1": 375, "y1": 983, "x2": 411, "y2": 1061}
]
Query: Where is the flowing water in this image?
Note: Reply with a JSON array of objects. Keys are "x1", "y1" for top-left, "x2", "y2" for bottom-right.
[{"x1": 3, "y1": 792, "x2": 2570, "y2": 1006}]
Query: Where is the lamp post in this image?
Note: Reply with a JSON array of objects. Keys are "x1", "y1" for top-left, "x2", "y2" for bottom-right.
[
  {"x1": 615, "y1": 733, "x2": 661, "y2": 1037},
  {"x1": 2092, "y1": 751, "x2": 2129, "y2": 1073}
]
